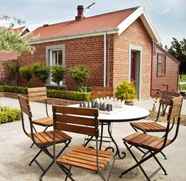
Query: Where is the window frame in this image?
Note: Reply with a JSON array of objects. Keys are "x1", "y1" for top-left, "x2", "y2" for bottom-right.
[{"x1": 157, "y1": 53, "x2": 166, "y2": 77}]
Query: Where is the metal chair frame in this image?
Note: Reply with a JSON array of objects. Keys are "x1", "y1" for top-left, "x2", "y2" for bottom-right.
[
  {"x1": 52, "y1": 106, "x2": 115, "y2": 181},
  {"x1": 120, "y1": 96, "x2": 183, "y2": 181},
  {"x1": 18, "y1": 95, "x2": 71, "y2": 181}
]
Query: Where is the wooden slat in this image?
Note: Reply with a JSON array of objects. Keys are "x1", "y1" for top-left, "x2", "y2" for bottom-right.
[
  {"x1": 18, "y1": 95, "x2": 31, "y2": 116},
  {"x1": 55, "y1": 122, "x2": 97, "y2": 136},
  {"x1": 53, "y1": 106, "x2": 98, "y2": 117},
  {"x1": 55, "y1": 114, "x2": 97, "y2": 126},
  {"x1": 27, "y1": 87, "x2": 47, "y2": 101},
  {"x1": 28, "y1": 87, "x2": 47, "y2": 93}
]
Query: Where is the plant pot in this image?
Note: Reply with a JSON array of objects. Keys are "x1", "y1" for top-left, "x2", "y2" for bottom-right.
[{"x1": 125, "y1": 100, "x2": 134, "y2": 105}]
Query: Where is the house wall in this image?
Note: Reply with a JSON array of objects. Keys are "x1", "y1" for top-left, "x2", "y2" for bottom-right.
[
  {"x1": 151, "y1": 46, "x2": 179, "y2": 96},
  {"x1": 18, "y1": 35, "x2": 114, "y2": 88},
  {"x1": 112, "y1": 18, "x2": 153, "y2": 99}
]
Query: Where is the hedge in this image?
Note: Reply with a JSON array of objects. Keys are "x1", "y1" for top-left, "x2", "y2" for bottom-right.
[
  {"x1": 0, "y1": 85, "x2": 91, "y2": 101},
  {"x1": 0, "y1": 106, "x2": 21, "y2": 124}
]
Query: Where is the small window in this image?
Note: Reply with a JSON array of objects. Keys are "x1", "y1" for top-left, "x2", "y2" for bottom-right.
[{"x1": 157, "y1": 53, "x2": 166, "y2": 77}]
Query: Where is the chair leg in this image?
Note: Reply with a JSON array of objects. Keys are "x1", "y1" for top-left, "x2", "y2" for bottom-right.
[
  {"x1": 29, "y1": 149, "x2": 43, "y2": 166},
  {"x1": 58, "y1": 164, "x2": 75, "y2": 181},
  {"x1": 120, "y1": 142, "x2": 151, "y2": 181},
  {"x1": 152, "y1": 153, "x2": 167, "y2": 175}
]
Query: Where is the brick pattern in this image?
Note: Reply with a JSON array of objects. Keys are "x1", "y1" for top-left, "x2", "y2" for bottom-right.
[
  {"x1": 18, "y1": 35, "x2": 114, "y2": 88},
  {"x1": 112, "y1": 18, "x2": 152, "y2": 99},
  {"x1": 151, "y1": 46, "x2": 179, "y2": 95}
]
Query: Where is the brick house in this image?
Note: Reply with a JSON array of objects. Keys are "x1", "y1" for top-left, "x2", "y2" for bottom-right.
[{"x1": 18, "y1": 6, "x2": 179, "y2": 99}]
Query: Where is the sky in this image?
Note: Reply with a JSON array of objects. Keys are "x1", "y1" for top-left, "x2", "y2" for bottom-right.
[{"x1": 0, "y1": 0, "x2": 185, "y2": 47}]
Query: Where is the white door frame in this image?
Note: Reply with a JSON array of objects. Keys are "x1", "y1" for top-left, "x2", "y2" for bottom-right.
[{"x1": 128, "y1": 44, "x2": 143, "y2": 100}]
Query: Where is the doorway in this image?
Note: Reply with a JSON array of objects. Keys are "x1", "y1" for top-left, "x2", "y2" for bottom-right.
[{"x1": 130, "y1": 50, "x2": 141, "y2": 99}]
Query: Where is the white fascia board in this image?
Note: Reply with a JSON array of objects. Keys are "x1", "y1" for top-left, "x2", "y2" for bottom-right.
[
  {"x1": 117, "y1": 6, "x2": 160, "y2": 43},
  {"x1": 117, "y1": 7, "x2": 144, "y2": 35},
  {"x1": 140, "y1": 13, "x2": 161, "y2": 43},
  {"x1": 29, "y1": 29, "x2": 117, "y2": 45}
]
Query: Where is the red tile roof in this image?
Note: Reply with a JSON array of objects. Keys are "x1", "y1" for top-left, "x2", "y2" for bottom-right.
[{"x1": 30, "y1": 7, "x2": 137, "y2": 41}]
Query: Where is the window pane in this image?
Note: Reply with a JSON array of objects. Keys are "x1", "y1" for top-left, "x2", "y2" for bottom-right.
[{"x1": 157, "y1": 53, "x2": 166, "y2": 77}]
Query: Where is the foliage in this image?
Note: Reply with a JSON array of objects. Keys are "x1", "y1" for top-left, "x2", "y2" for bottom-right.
[
  {"x1": 180, "y1": 74, "x2": 186, "y2": 82},
  {"x1": 19, "y1": 66, "x2": 33, "y2": 85},
  {"x1": 0, "y1": 106, "x2": 21, "y2": 124},
  {"x1": 3, "y1": 61, "x2": 20, "y2": 85},
  {"x1": 0, "y1": 28, "x2": 31, "y2": 53},
  {"x1": 47, "y1": 89, "x2": 91, "y2": 101},
  {"x1": 0, "y1": 85, "x2": 27, "y2": 94},
  {"x1": 51, "y1": 66, "x2": 65, "y2": 86},
  {"x1": 32, "y1": 63, "x2": 50, "y2": 83},
  {"x1": 0, "y1": 84, "x2": 90, "y2": 101},
  {"x1": 69, "y1": 65, "x2": 90, "y2": 89},
  {"x1": 168, "y1": 38, "x2": 186, "y2": 74},
  {"x1": 115, "y1": 81, "x2": 136, "y2": 100}
]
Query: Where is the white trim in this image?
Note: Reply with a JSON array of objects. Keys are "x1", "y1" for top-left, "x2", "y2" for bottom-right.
[
  {"x1": 103, "y1": 33, "x2": 107, "y2": 87},
  {"x1": 29, "y1": 30, "x2": 117, "y2": 45},
  {"x1": 117, "y1": 7, "x2": 160, "y2": 43},
  {"x1": 128, "y1": 44, "x2": 143, "y2": 100}
]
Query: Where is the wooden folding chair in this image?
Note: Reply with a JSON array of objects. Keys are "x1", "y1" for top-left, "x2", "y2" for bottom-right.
[
  {"x1": 130, "y1": 92, "x2": 179, "y2": 159},
  {"x1": 120, "y1": 96, "x2": 183, "y2": 181},
  {"x1": 52, "y1": 106, "x2": 115, "y2": 181},
  {"x1": 18, "y1": 95, "x2": 71, "y2": 181},
  {"x1": 27, "y1": 87, "x2": 53, "y2": 129}
]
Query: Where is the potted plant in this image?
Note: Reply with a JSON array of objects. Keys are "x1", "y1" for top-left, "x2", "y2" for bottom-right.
[
  {"x1": 115, "y1": 80, "x2": 136, "y2": 105},
  {"x1": 19, "y1": 65, "x2": 33, "y2": 86}
]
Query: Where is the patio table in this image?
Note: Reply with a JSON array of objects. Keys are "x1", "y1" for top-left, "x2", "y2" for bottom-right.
[{"x1": 70, "y1": 104, "x2": 149, "y2": 159}]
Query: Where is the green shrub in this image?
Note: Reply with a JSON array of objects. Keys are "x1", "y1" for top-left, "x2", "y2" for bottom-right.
[
  {"x1": 47, "y1": 89, "x2": 91, "y2": 101},
  {"x1": 115, "y1": 81, "x2": 136, "y2": 100},
  {"x1": 19, "y1": 66, "x2": 32, "y2": 85},
  {"x1": 0, "y1": 85, "x2": 27, "y2": 94},
  {"x1": 51, "y1": 66, "x2": 65, "y2": 86},
  {"x1": 0, "y1": 106, "x2": 21, "y2": 124},
  {"x1": 69, "y1": 65, "x2": 90, "y2": 90},
  {"x1": 32, "y1": 63, "x2": 50, "y2": 83}
]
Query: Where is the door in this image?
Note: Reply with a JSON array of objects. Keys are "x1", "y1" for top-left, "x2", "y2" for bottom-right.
[{"x1": 130, "y1": 50, "x2": 140, "y2": 99}]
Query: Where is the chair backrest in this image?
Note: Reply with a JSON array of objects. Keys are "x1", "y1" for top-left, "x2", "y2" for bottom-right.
[
  {"x1": 27, "y1": 87, "x2": 47, "y2": 101},
  {"x1": 91, "y1": 86, "x2": 113, "y2": 99},
  {"x1": 162, "y1": 96, "x2": 183, "y2": 148},
  {"x1": 18, "y1": 95, "x2": 32, "y2": 137},
  {"x1": 53, "y1": 106, "x2": 99, "y2": 137}
]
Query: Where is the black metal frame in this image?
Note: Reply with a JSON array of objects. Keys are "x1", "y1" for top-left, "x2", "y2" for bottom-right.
[
  {"x1": 18, "y1": 95, "x2": 71, "y2": 181},
  {"x1": 120, "y1": 96, "x2": 183, "y2": 181},
  {"x1": 53, "y1": 106, "x2": 115, "y2": 181}
]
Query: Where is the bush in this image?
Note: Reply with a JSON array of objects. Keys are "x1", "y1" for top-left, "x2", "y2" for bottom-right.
[
  {"x1": 115, "y1": 81, "x2": 136, "y2": 100},
  {"x1": 19, "y1": 66, "x2": 32, "y2": 85},
  {"x1": 0, "y1": 106, "x2": 21, "y2": 124},
  {"x1": 0, "y1": 85, "x2": 27, "y2": 94},
  {"x1": 47, "y1": 89, "x2": 91, "y2": 101},
  {"x1": 32, "y1": 63, "x2": 50, "y2": 83},
  {"x1": 51, "y1": 66, "x2": 65, "y2": 86},
  {"x1": 0, "y1": 84, "x2": 90, "y2": 101},
  {"x1": 69, "y1": 65, "x2": 90, "y2": 90}
]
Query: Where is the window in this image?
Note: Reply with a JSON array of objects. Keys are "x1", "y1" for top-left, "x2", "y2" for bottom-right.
[
  {"x1": 157, "y1": 53, "x2": 166, "y2": 77},
  {"x1": 46, "y1": 45, "x2": 65, "y2": 85}
]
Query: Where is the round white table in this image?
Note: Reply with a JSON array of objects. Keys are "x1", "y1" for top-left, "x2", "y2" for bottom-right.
[{"x1": 84, "y1": 104, "x2": 149, "y2": 159}]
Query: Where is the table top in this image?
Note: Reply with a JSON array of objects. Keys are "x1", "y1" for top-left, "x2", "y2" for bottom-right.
[{"x1": 70, "y1": 104, "x2": 149, "y2": 123}]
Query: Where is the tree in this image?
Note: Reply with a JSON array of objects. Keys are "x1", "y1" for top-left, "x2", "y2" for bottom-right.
[
  {"x1": 0, "y1": 16, "x2": 31, "y2": 54},
  {"x1": 168, "y1": 38, "x2": 186, "y2": 74},
  {"x1": 51, "y1": 66, "x2": 65, "y2": 87}
]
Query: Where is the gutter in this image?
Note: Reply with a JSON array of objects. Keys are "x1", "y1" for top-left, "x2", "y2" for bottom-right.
[{"x1": 103, "y1": 33, "x2": 107, "y2": 87}]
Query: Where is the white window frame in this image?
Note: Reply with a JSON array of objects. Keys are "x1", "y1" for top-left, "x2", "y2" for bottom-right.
[{"x1": 46, "y1": 44, "x2": 65, "y2": 85}]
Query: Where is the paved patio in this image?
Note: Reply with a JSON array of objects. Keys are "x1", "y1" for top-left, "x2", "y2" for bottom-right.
[{"x1": 0, "y1": 97, "x2": 186, "y2": 181}]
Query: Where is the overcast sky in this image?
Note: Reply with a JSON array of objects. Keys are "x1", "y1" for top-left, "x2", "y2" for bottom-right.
[{"x1": 0, "y1": 0, "x2": 185, "y2": 46}]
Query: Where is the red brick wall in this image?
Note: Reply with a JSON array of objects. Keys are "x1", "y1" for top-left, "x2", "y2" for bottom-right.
[
  {"x1": 151, "y1": 46, "x2": 179, "y2": 95},
  {"x1": 112, "y1": 18, "x2": 153, "y2": 99},
  {"x1": 18, "y1": 35, "x2": 114, "y2": 88}
]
